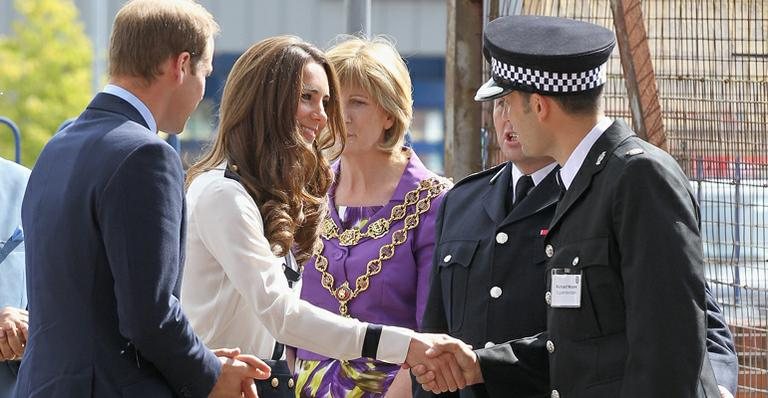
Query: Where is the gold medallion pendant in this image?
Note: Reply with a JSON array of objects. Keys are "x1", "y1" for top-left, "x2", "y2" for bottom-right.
[{"x1": 334, "y1": 282, "x2": 353, "y2": 302}]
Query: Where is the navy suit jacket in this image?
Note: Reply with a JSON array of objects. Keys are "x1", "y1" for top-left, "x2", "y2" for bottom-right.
[{"x1": 16, "y1": 93, "x2": 220, "y2": 397}]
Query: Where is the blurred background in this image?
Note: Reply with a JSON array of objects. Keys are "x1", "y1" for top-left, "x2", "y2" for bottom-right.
[{"x1": 0, "y1": 0, "x2": 448, "y2": 173}]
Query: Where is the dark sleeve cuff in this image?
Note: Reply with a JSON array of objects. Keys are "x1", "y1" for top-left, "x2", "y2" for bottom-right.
[
  {"x1": 362, "y1": 324, "x2": 383, "y2": 358},
  {"x1": 176, "y1": 349, "x2": 221, "y2": 398},
  {"x1": 475, "y1": 335, "x2": 550, "y2": 398}
]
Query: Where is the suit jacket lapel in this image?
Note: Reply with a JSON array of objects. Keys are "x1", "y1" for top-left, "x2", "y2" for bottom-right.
[
  {"x1": 503, "y1": 167, "x2": 561, "y2": 225},
  {"x1": 87, "y1": 92, "x2": 150, "y2": 130},
  {"x1": 482, "y1": 162, "x2": 511, "y2": 225},
  {"x1": 549, "y1": 120, "x2": 635, "y2": 231}
]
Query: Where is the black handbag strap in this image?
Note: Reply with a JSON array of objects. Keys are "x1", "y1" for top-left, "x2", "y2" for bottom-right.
[
  {"x1": 271, "y1": 339, "x2": 285, "y2": 361},
  {"x1": 271, "y1": 252, "x2": 301, "y2": 360},
  {"x1": 223, "y1": 165, "x2": 297, "y2": 362}
]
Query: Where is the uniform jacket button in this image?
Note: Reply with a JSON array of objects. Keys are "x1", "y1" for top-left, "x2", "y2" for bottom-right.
[
  {"x1": 495, "y1": 232, "x2": 508, "y2": 244},
  {"x1": 288, "y1": 378, "x2": 295, "y2": 388},
  {"x1": 572, "y1": 256, "x2": 579, "y2": 266},
  {"x1": 443, "y1": 254, "x2": 452, "y2": 263},
  {"x1": 271, "y1": 377, "x2": 279, "y2": 388},
  {"x1": 546, "y1": 340, "x2": 555, "y2": 353},
  {"x1": 545, "y1": 244, "x2": 554, "y2": 257},
  {"x1": 490, "y1": 286, "x2": 502, "y2": 298},
  {"x1": 545, "y1": 291, "x2": 552, "y2": 305},
  {"x1": 551, "y1": 390, "x2": 560, "y2": 398},
  {"x1": 484, "y1": 341, "x2": 494, "y2": 348}
]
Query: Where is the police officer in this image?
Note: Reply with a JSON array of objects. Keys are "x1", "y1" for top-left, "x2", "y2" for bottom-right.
[
  {"x1": 414, "y1": 15, "x2": 733, "y2": 398},
  {"x1": 417, "y1": 98, "x2": 737, "y2": 398},
  {"x1": 418, "y1": 94, "x2": 560, "y2": 398}
]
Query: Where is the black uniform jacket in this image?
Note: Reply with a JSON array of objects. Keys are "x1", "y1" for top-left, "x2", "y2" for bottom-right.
[
  {"x1": 419, "y1": 121, "x2": 737, "y2": 398},
  {"x1": 541, "y1": 120, "x2": 719, "y2": 397},
  {"x1": 421, "y1": 162, "x2": 560, "y2": 398}
]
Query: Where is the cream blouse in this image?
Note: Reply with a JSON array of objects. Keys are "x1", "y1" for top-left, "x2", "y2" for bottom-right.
[{"x1": 181, "y1": 166, "x2": 413, "y2": 362}]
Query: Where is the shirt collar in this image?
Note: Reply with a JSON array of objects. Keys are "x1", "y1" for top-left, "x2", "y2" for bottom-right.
[
  {"x1": 559, "y1": 116, "x2": 612, "y2": 190},
  {"x1": 511, "y1": 162, "x2": 558, "y2": 188},
  {"x1": 103, "y1": 84, "x2": 157, "y2": 133}
]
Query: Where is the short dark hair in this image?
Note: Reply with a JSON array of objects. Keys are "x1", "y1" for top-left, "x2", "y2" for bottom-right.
[
  {"x1": 519, "y1": 85, "x2": 603, "y2": 115},
  {"x1": 552, "y1": 85, "x2": 604, "y2": 115}
]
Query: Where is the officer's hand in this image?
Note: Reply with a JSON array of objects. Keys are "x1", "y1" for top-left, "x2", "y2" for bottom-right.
[
  {"x1": 410, "y1": 337, "x2": 482, "y2": 393},
  {"x1": 403, "y1": 333, "x2": 466, "y2": 392}
]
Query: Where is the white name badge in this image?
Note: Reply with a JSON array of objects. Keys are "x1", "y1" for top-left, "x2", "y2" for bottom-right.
[{"x1": 551, "y1": 269, "x2": 582, "y2": 308}]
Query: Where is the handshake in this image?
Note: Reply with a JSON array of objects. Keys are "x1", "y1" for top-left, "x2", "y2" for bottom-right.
[
  {"x1": 206, "y1": 333, "x2": 482, "y2": 397},
  {"x1": 404, "y1": 333, "x2": 484, "y2": 393}
]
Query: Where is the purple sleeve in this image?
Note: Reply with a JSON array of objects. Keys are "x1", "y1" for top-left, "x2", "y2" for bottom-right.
[{"x1": 412, "y1": 189, "x2": 448, "y2": 330}]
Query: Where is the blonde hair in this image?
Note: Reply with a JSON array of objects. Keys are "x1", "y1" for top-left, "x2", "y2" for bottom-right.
[
  {"x1": 186, "y1": 36, "x2": 345, "y2": 264},
  {"x1": 326, "y1": 36, "x2": 413, "y2": 152},
  {"x1": 108, "y1": 0, "x2": 219, "y2": 82}
]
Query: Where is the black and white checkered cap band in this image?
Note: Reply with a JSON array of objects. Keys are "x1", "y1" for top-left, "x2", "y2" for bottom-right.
[{"x1": 491, "y1": 57, "x2": 607, "y2": 93}]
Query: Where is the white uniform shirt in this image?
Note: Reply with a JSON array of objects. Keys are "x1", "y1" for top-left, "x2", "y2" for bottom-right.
[
  {"x1": 181, "y1": 166, "x2": 412, "y2": 362},
  {"x1": 510, "y1": 162, "x2": 558, "y2": 198},
  {"x1": 559, "y1": 116, "x2": 613, "y2": 190}
]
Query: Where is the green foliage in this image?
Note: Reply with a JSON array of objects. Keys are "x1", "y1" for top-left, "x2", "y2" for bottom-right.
[{"x1": 0, "y1": 0, "x2": 92, "y2": 166}]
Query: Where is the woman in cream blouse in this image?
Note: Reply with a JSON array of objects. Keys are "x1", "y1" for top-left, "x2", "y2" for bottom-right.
[{"x1": 181, "y1": 36, "x2": 420, "y2": 388}]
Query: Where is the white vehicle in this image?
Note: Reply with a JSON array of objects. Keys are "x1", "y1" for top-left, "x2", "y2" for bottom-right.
[{"x1": 690, "y1": 179, "x2": 768, "y2": 323}]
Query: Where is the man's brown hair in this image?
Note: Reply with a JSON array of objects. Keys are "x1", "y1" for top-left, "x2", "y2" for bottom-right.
[{"x1": 108, "y1": 0, "x2": 219, "y2": 82}]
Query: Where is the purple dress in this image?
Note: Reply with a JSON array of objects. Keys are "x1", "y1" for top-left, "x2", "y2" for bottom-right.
[{"x1": 296, "y1": 151, "x2": 449, "y2": 397}]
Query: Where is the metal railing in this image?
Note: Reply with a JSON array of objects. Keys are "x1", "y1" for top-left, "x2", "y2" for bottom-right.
[{"x1": 0, "y1": 116, "x2": 21, "y2": 164}]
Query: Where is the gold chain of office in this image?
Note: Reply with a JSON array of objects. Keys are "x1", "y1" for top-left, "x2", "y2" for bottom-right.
[
  {"x1": 320, "y1": 178, "x2": 441, "y2": 246},
  {"x1": 312, "y1": 177, "x2": 447, "y2": 317}
]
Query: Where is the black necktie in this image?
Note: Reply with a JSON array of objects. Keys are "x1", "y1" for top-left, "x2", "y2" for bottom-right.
[
  {"x1": 513, "y1": 175, "x2": 534, "y2": 208},
  {"x1": 555, "y1": 171, "x2": 566, "y2": 201}
]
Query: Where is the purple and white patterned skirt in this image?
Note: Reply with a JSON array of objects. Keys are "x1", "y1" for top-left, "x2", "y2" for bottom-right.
[{"x1": 294, "y1": 357, "x2": 401, "y2": 397}]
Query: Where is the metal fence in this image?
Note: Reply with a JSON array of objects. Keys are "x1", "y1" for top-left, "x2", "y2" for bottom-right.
[{"x1": 489, "y1": 0, "x2": 768, "y2": 396}]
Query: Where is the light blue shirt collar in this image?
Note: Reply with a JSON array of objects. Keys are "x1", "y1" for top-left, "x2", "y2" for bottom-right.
[
  {"x1": 102, "y1": 84, "x2": 157, "y2": 133},
  {"x1": 559, "y1": 116, "x2": 613, "y2": 190}
]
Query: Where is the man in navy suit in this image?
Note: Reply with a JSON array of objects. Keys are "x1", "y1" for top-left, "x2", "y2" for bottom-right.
[{"x1": 16, "y1": 1, "x2": 269, "y2": 397}]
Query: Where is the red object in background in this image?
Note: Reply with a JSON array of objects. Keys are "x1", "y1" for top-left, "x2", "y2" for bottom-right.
[{"x1": 694, "y1": 155, "x2": 768, "y2": 179}]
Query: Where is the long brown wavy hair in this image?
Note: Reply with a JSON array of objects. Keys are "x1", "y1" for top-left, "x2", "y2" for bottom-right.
[{"x1": 186, "y1": 35, "x2": 345, "y2": 264}]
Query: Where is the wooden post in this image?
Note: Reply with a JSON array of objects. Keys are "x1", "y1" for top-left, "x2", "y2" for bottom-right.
[
  {"x1": 445, "y1": 0, "x2": 483, "y2": 180},
  {"x1": 610, "y1": 0, "x2": 667, "y2": 151},
  {"x1": 483, "y1": 1, "x2": 501, "y2": 168}
]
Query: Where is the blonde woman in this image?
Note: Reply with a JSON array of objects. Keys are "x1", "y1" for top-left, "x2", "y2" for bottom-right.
[{"x1": 296, "y1": 36, "x2": 451, "y2": 398}]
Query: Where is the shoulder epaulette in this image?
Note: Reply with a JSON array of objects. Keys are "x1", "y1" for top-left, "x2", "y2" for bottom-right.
[{"x1": 452, "y1": 162, "x2": 508, "y2": 190}]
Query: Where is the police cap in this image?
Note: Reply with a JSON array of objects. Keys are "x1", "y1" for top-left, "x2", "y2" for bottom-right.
[{"x1": 475, "y1": 15, "x2": 616, "y2": 101}]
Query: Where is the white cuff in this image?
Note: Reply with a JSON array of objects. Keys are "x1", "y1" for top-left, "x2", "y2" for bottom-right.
[{"x1": 375, "y1": 325, "x2": 415, "y2": 364}]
